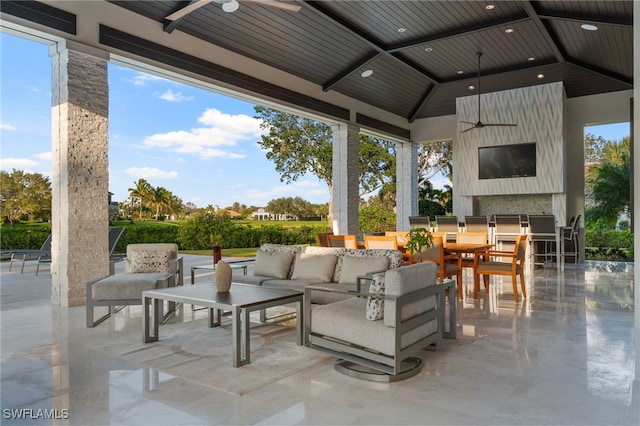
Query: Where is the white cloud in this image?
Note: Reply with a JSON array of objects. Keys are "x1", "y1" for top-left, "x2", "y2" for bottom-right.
[
  {"x1": 35, "y1": 152, "x2": 51, "y2": 161},
  {"x1": 131, "y1": 73, "x2": 164, "y2": 86},
  {"x1": 1, "y1": 122, "x2": 16, "y2": 131},
  {"x1": 142, "y1": 109, "x2": 263, "y2": 159},
  {"x1": 0, "y1": 157, "x2": 39, "y2": 170},
  {"x1": 158, "y1": 89, "x2": 193, "y2": 102},
  {"x1": 125, "y1": 167, "x2": 178, "y2": 179}
]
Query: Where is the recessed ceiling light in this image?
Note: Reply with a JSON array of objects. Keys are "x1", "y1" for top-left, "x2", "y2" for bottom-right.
[
  {"x1": 398, "y1": 28, "x2": 406, "y2": 33},
  {"x1": 222, "y1": 0, "x2": 239, "y2": 12},
  {"x1": 537, "y1": 73, "x2": 544, "y2": 79},
  {"x1": 485, "y1": 4, "x2": 495, "y2": 10},
  {"x1": 457, "y1": 70, "x2": 464, "y2": 75},
  {"x1": 528, "y1": 57, "x2": 536, "y2": 61},
  {"x1": 361, "y1": 69, "x2": 374, "y2": 78},
  {"x1": 468, "y1": 85, "x2": 476, "y2": 90},
  {"x1": 505, "y1": 28, "x2": 514, "y2": 34},
  {"x1": 425, "y1": 47, "x2": 433, "y2": 52},
  {"x1": 581, "y1": 24, "x2": 598, "y2": 31}
]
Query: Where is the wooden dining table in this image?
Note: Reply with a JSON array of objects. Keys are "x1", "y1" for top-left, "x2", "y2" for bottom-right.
[{"x1": 443, "y1": 242, "x2": 493, "y2": 255}]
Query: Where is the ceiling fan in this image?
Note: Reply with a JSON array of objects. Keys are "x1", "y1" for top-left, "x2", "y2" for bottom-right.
[
  {"x1": 460, "y1": 52, "x2": 517, "y2": 133},
  {"x1": 166, "y1": 0, "x2": 300, "y2": 21}
]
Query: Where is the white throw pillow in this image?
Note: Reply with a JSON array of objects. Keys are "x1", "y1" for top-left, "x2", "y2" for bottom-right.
[
  {"x1": 291, "y1": 253, "x2": 337, "y2": 282},
  {"x1": 338, "y1": 255, "x2": 390, "y2": 285},
  {"x1": 253, "y1": 250, "x2": 294, "y2": 279},
  {"x1": 365, "y1": 272, "x2": 385, "y2": 320}
]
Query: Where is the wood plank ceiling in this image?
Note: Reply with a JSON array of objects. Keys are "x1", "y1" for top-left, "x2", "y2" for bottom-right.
[{"x1": 96, "y1": 1, "x2": 636, "y2": 121}]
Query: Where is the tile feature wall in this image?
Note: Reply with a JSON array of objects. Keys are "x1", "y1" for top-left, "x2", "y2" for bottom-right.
[{"x1": 454, "y1": 82, "x2": 566, "y2": 222}]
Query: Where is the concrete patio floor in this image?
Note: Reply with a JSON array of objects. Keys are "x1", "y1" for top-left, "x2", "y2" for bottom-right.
[{"x1": 1, "y1": 254, "x2": 638, "y2": 425}]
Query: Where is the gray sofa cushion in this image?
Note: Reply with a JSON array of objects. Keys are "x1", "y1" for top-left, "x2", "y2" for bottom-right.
[
  {"x1": 264, "y1": 280, "x2": 355, "y2": 304},
  {"x1": 253, "y1": 250, "x2": 294, "y2": 279},
  {"x1": 290, "y1": 253, "x2": 337, "y2": 282},
  {"x1": 338, "y1": 255, "x2": 389, "y2": 284},
  {"x1": 311, "y1": 297, "x2": 438, "y2": 356},
  {"x1": 91, "y1": 272, "x2": 170, "y2": 300}
]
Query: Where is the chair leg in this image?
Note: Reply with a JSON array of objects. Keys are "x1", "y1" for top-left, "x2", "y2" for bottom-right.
[
  {"x1": 519, "y1": 273, "x2": 527, "y2": 299},
  {"x1": 473, "y1": 273, "x2": 480, "y2": 299},
  {"x1": 511, "y1": 274, "x2": 520, "y2": 303},
  {"x1": 457, "y1": 272, "x2": 463, "y2": 300}
]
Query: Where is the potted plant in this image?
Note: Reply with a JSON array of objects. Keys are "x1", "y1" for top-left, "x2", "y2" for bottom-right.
[{"x1": 404, "y1": 227, "x2": 434, "y2": 263}]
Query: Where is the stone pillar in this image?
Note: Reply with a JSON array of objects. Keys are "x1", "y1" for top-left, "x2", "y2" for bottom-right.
[
  {"x1": 331, "y1": 123, "x2": 360, "y2": 234},
  {"x1": 49, "y1": 40, "x2": 110, "y2": 307},
  {"x1": 395, "y1": 141, "x2": 417, "y2": 231}
]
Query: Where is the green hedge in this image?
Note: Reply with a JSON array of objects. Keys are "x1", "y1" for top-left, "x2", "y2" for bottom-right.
[
  {"x1": 584, "y1": 229, "x2": 633, "y2": 260},
  {"x1": 1, "y1": 225, "x2": 51, "y2": 250}
]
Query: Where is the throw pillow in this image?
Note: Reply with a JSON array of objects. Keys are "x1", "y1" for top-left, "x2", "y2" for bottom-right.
[
  {"x1": 253, "y1": 250, "x2": 294, "y2": 279},
  {"x1": 338, "y1": 255, "x2": 390, "y2": 285},
  {"x1": 290, "y1": 253, "x2": 338, "y2": 282},
  {"x1": 128, "y1": 248, "x2": 172, "y2": 273},
  {"x1": 365, "y1": 272, "x2": 385, "y2": 321}
]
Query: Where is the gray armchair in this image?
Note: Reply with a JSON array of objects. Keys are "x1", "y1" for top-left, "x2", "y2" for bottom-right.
[
  {"x1": 304, "y1": 261, "x2": 444, "y2": 382},
  {"x1": 86, "y1": 243, "x2": 183, "y2": 327}
]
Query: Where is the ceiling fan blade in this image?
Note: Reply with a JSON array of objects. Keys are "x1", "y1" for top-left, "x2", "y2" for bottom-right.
[
  {"x1": 243, "y1": 0, "x2": 301, "y2": 12},
  {"x1": 461, "y1": 126, "x2": 477, "y2": 133},
  {"x1": 458, "y1": 121, "x2": 476, "y2": 125},
  {"x1": 483, "y1": 123, "x2": 517, "y2": 127},
  {"x1": 166, "y1": 0, "x2": 214, "y2": 21}
]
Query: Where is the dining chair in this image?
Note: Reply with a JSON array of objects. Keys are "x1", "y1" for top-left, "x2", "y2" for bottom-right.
[
  {"x1": 473, "y1": 234, "x2": 528, "y2": 303},
  {"x1": 364, "y1": 235, "x2": 398, "y2": 250},
  {"x1": 327, "y1": 234, "x2": 358, "y2": 249},
  {"x1": 464, "y1": 215, "x2": 489, "y2": 233},
  {"x1": 434, "y1": 215, "x2": 459, "y2": 243},
  {"x1": 455, "y1": 231, "x2": 489, "y2": 270},
  {"x1": 316, "y1": 232, "x2": 333, "y2": 247},
  {"x1": 563, "y1": 215, "x2": 581, "y2": 263},
  {"x1": 408, "y1": 216, "x2": 431, "y2": 230},
  {"x1": 527, "y1": 214, "x2": 557, "y2": 268},
  {"x1": 415, "y1": 235, "x2": 463, "y2": 300},
  {"x1": 493, "y1": 215, "x2": 523, "y2": 249}
]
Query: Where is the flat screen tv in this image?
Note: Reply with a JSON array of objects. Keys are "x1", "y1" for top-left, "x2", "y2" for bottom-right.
[{"x1": 478, "y1": 143, "x2": 536, "y2": 179}]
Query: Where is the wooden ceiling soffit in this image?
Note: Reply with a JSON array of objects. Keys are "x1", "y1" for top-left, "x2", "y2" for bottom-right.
[{"x1": 98, "y1": 25, "x2": 350, "y2": 121}]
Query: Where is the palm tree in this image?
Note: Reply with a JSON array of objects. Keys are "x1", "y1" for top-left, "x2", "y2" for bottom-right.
[
  {"x1": 128, "y1": 179, "x2": 151, "y2": 221},
  {"x1": 149, "y1": 186, "x2": 171, "y2": 220}
]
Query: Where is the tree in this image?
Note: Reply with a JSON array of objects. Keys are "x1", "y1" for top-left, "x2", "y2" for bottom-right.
[
  {"x1": 148, "y1": 186, "x2": 171, "y2": 220},
  {"x1": 417, "y1": 141, "x2": 453, "y2": 187},
  {"x1": 128, "y1": 178, "x2": 151, "y2": 221},
  {"x1": 0, "y1": 169, "x2": 51, "y2": 226},
  {"x1": 255, "y1": 106, "x2": 411, "y2": 228},
  {"x1": 586, "y1": 137, "x2": 630, "y2": 229},
  {"x1": 266, "y1": 196, "x2": 313, "y2": 220},
  {"x1": 584, "y1": 133, "x2": 609, "y2": 163}
]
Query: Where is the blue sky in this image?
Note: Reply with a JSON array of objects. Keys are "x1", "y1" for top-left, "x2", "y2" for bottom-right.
[{"x1": 0, "y1": 32, "x2": 631, "y2": 209}]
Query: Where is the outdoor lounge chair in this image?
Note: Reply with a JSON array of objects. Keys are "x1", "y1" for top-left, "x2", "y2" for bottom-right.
[
  {"x1": 304, "y1": 261, "x2": 444, "y2": 382},
  {"x1": 86, "y1": 243, "x2": 183, "y2": 327},
  {"x1": 8, "y1": 234, "x2": 52, "y2": 273}
]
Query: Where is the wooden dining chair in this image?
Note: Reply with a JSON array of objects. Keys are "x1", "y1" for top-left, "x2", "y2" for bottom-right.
[
  {"x1": 316, "y1": 232, "x2": 333, "y2": 247},
  {"x1": 415, "y1": 235, "x2": 463, "y2": 300},
  {"x1": 473, "y1": 234, "x2": 528, "y2": 303},
  {"x1": 327, "y1": 234, "x2": 358, "y2": 249},
  {"x1": 364, "y1": 235, "x2": 398, "y2": 250},
  {"x1": 455, "y1": 231, "x2": 489, "y2": 270}
]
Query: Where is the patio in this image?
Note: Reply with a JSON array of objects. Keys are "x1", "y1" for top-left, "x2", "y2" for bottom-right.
[{"x1": 1, "y1": 255, "x2": 637, "y2": 425}]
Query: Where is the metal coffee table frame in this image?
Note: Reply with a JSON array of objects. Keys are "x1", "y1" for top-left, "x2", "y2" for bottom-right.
[{"x1": 143, "y1": 283, "x2": 303, "y2": 367}]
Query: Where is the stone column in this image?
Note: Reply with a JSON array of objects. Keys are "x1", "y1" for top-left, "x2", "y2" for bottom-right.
[
  {"x1": 395, "y1": 141, "x2": 417, "y2": 231},
  {"x1": 49, "y1": 41, "x2": 110, "y2": 307},
  {"x1": 331, "y1": 123, "x2": 360, "y2": 235}
]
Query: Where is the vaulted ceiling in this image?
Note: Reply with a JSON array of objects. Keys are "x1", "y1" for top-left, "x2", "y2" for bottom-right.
[
  {"x1": 1, "y1": 1, "x2": 634, "y2": 127},
  {"x1": 111, "y1": 0, "x2": 634, "y2": 122}
]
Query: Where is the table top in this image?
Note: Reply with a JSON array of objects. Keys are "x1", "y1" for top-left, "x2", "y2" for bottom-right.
[
  {"x1": 143, "y1": 283, "x2": 302, "y2": 308},
  {"x1": 191, "y1": 263, "x2": 248, "y2": 271}
]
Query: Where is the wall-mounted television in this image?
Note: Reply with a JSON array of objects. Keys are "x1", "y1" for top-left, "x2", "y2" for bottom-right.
[{"x1": 478, "y1": 143, "x2": 536, "y2": 179}]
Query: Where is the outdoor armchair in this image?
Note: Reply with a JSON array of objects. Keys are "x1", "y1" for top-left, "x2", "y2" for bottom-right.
[{"x1": 86, "y1": 243, "x2": 183, "y2": 327}]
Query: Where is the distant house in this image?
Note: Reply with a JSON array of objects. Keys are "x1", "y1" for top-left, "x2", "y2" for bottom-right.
[
  {"x1": 217, "y1": 209, "x2": 241, "y2": 218},
  {"x1": 251, "y1": 208, "x2": 296, "y2": 221}
]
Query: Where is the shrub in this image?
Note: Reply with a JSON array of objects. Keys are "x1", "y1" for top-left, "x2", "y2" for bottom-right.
[
  {"x1": 0, "y1": 225, "x2": 51, "y2": 250},
  {"x1": 584, "y1": 229, "x2": 633, "y2": 261}
]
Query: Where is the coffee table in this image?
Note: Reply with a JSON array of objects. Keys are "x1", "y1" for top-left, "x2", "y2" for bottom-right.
[{"x1": 142, "y1": 283, "x2": 303, "y2": 367}]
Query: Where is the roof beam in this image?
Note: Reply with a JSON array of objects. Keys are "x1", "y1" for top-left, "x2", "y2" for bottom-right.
[
  {"x1": 521, "y1": 1, "x2": 565, "y2": 63},
  {"x1": 409, "y1": 86, "x2": 437, "y2": 124},
  {"x1": 322, "y1": 52, "x2": 380, "y2": 92},
  {"x1": 537, "y1": 11, "x2": 633, "y2": 28},
  {"x1": 566, "y1": 60, "x2": 633, "y2": 88}
]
